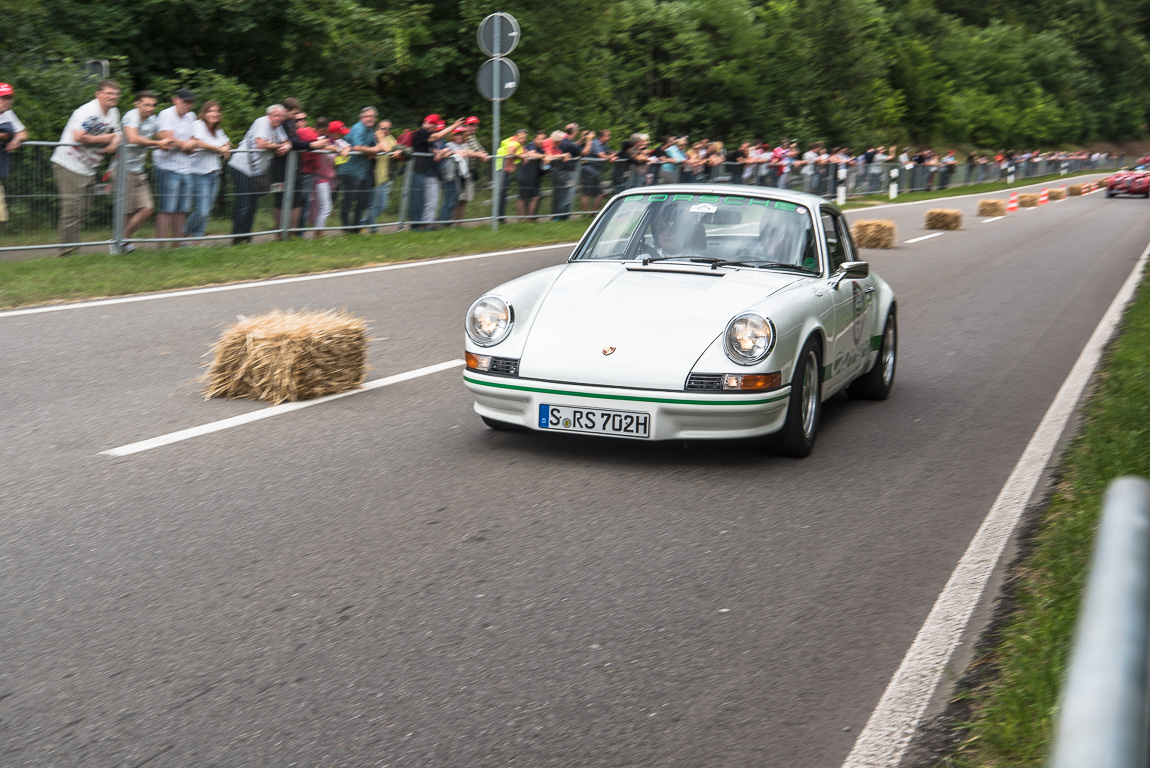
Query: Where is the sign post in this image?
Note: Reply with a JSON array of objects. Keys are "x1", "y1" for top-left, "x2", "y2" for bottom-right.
[{"x1": 477, "y1": 12, "x2": 519, "y2": 231}]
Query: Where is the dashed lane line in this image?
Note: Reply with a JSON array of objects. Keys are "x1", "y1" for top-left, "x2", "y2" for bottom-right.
[
  {"x1": 904, "y1": 233, "x2": 944, "y2": 244},
  {"x1": 100, "y1": 360, "x2": 464, "y2": 458}
]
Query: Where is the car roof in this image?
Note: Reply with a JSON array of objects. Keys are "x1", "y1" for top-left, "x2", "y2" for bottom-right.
[{"x1": 614, "y1": 183, "x2": 835, "y2": 211}]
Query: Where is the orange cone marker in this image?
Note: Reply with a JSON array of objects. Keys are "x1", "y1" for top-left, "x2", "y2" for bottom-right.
[{"x1": 1007, "y1": 192, "x2": 1019, "y2": 213}]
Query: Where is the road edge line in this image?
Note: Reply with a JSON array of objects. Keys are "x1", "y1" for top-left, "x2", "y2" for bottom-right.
[{"x1": 840, "y1": 238, "x2": 1150, "y2": 768}]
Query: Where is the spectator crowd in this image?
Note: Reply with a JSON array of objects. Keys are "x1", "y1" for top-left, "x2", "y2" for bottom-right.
[{"x1": 0, "y1": 80, "x2": 1116, "y2": 251}]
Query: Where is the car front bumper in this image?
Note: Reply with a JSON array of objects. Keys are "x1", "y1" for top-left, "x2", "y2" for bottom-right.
[{"x1": 464, "y1": 370, "x2": 792, "y2": 441}]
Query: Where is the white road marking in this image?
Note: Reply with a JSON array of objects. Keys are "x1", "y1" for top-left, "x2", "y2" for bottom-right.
[
  {"x1": 981, "y1": 216, "x2": 1004, "y2": 224},
  {"x1": 840, "y1": 239, "x2": 1150, "y2": 768},
  {"x1": 101, "y1": 359, "x2": 464, "y2": 457},
  {"x1": 0, "y1": 244, "x2": 577, "y2": 319},
  {"x1": 904, "y1": 233, "x2": 944, "y2": 244}
]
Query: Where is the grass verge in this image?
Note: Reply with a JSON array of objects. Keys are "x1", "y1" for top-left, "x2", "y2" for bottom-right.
[
  {"x1": 937, "y1": 276, "x2": 1150, "y2": 767},
  {"x1": 0, "y1": 220, "x2": 591, "y2": 309}
]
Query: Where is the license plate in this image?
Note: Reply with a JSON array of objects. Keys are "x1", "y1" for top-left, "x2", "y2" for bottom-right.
[{"x1": 538, "y1": 404, "x2": 651, "y2": 438}]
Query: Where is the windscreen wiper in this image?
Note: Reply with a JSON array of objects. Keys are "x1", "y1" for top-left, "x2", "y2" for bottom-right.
[
  {"x1": 640, "y1": 255, "x2": 727, "y2": 266},
  {"x1": 713, "y1": 260, "x2": 818, "y2": 273}
]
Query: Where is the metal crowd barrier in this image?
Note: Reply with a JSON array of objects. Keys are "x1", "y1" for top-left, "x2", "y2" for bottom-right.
[
  {"x1": 0, "y1": 142, "x2": 1125, "y2": 256},
  {"x1": 1049, "y1": 476, "x2": 1150, "y2": 768}
]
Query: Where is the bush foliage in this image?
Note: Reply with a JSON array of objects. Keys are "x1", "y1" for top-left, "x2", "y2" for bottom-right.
[{"x1": 4, "y1": 0, "x2": 1149, "y2": 149}]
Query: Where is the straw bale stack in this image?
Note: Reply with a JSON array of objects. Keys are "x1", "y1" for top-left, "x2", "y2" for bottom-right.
[
  {"x1": 924, "y1": 209, "x2": 962, "y2": 230},
  {"x1": 1017, "y1": 193, "x2": 1040, "y2": 208},
  {"x1": 204, "y1": 310, "x2": 369, "y2": 405},
  {"x1": 1068, "y1": 184, "x2": 1085, "y2": 196},
  {"x1": 1048, "y1": 187, "x2": 1066, "y2": 201},
  {"x1": 977, "y1": 199, "x2": 1007, "y2": 217},
  {"x1": 850, "y1": 219, "x2": 897, "y2": 249}
]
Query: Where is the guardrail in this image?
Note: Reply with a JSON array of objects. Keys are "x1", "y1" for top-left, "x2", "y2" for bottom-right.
[
  {"x1": 0, "y1": 141, "x2": 1124, "y2": 257},
  {"x1": 1048, "y1": 476, "x2": 1150, "y2": 768}
]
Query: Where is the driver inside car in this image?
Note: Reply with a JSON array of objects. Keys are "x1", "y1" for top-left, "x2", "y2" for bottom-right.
[{"x1": 649, "y1": 202, "x2": 704, "y2": 258}]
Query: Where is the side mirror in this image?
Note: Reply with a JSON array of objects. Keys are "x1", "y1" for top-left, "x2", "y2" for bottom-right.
[{"x1": 831, "y1": 261, "x2": 869, "y2": 288}]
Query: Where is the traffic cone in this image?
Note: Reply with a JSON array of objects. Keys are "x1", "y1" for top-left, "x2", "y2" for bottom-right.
[
  {"x1": 1039, "y1": 188, "x2": 1049, "y2": 205},
  {"x1": 1006, "y1": 192, "x2": 1019, "y2": 213}
]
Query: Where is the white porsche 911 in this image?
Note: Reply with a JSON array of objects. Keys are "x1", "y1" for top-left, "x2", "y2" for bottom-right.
[{"x1": 463, "y1": 185, "x2": 896, "y2": 456}]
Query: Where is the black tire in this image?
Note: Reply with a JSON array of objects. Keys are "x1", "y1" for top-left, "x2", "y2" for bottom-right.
[
  {"x1": 765, "y1": 337, "x2": 822, "y2": 457},
  {"x1": 848, "y1": 310, "x2": 897, "y2": 401},
  {"x1": 481, "y1": 416, "x2": 527, "y2": 432},
  {"x1": 1106, "y1": 189, "x2": 1115, "y2": 198}
]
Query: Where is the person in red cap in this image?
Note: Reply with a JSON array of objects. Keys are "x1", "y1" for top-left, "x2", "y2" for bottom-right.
[
  {"x1": 459, "y1": 116, "x2": 490, "y2": 220},
  {"x1": 306, "y1": 118, "x2": 350, "y2": 237},
  {"x1": 0, "y1": 83, "x2": 28, "y2": 231},
  {"x1": 407, "y1": 113, "x2": 461, "y2": 230}
]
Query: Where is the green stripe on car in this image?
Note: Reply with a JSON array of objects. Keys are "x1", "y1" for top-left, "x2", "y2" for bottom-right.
[{"x1": 464, "y1": 375, "x2": 790, "y2": 406}]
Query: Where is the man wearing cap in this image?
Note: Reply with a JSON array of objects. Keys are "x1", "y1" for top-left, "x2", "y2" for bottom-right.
[
  {"x1": 0, "y1": 83, "x2": 28, "y2": 230},
  {"x1": 455, "y1": 117, "x2": 489, "y2": 222},
  {"x1": 121, "y1": 90, "x2": 175, "y2": 249},
  {"x1": 308, "y1": 118, "x2": 349, "y2": 236},
  {"x1": 408, "y1": 113, "x2": 461, "y2": 230},
  {"x1": 51, "y1": 80, "x2": 122, "y2": 256},
  {"x1": 154, "y1": 88, "x2": 198, "y2": 246}
]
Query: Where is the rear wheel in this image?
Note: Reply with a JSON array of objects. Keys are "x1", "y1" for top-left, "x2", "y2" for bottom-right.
[
  {"x1": 848, "y1": 310, "x2": 897, "y2": 400},
  {"x1": 765, "y1": 337, "x2": 822, "y2": 457},
  {"x1": 481, "y1": 416, "x2": 527, "y2": 432}
]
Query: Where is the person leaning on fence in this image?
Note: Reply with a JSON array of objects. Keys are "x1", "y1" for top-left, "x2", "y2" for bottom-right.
[
  {"x1": 551, "y1": 124, "x2": 582, "y2": 220},
  {"x1": 183, "y1": 100, "x2": 230, "y2": 243},
  {"x1": 363, "y1": 118, "x2": 399, "y2": 232},
  {"x1": 153, "y1": 87, "x2": 198, "y2": 247},
  {"x1": 455, "y1": 116, "x2": 488, "y2": 223},
  {"x1": 50, "y1": 79, "x2": 122, "y2": 257},
  {"x1": 0, "y1": 83, "x2": 29, "y2": 231},
  {"x1": 496, "y1": 128, "x2": 527, "y2": 221},
  {"x1": 277, "y1": 99, "x2": 329, "y2": 238},
  {"x1": 227, "y1": 104, "x2": 288, "y2": 245},
  {"x1": 308, "y1": 118, "x2": 349, "y2": 237},
  {"x1": 407, "y1": 114, "x2": 460, "y2": 231},
  {"x1": 120, "y1": 90, "x2": 171, "y2": 250},
  {"x1": 580, "y1": 129, "x2": 613, "y2": 212}
]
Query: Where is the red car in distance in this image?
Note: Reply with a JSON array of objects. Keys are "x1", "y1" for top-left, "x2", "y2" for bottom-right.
[{"x1": 1106, "y1": 157, "x2": 1150, "y2": 197}]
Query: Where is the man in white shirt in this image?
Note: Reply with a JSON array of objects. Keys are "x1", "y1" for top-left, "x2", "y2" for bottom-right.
[
  {"x1": 0, "y1": 82, "x2": 28, "y2": 229},
  {"x1": 228, "y1": 104, "x2": 289, "y2": 243},
  {"x1": 120, "y1": 90, "x2": 174, "y2": 249},
  {"x1": 51, "y1": 80, "x2": 122, "y2": 256},
  {"x1": 154, "y1": 88, "x2": 198, "y2": 245}
]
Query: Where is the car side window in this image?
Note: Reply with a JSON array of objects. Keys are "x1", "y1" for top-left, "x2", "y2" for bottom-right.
[{"x1": 822, "y1": 211, "x2": 848, "y2": 271}]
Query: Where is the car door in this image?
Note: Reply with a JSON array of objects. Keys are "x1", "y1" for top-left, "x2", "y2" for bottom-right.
[{"x1": 821, "y1": 208, "x2": 873, "y2": 390}]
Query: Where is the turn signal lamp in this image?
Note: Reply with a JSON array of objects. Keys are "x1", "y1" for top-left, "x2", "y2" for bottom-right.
[{"x1": 722, "y1": 373, "x2": 782, "y2": 391}]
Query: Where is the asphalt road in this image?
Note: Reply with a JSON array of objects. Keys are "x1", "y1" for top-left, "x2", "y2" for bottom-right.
[{"x1": 1, "y1": 179, "x2": 1145, "y2": 767}]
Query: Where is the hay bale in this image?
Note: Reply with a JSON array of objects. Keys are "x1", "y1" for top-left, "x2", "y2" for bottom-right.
[
  {"x1": 1068, "y1": 184, "x2": 1084, "y2": 196},
  {"x1": 1017, "y1": 193, "x2": 1040, "y2": 208},
  {"x1": 204, "y1": 310, "x2": 369, "y2": 405},
  {"x1": 924, "y1": 208, "x2": 962, "y2": 230},
  {"x1": 851, "y1": 219, "x2": 897, "y2": 249},
  {"x1": 977, "y1": 199, "x2": 1007, "y2": 217},
  {"x1": 1048, "y1": 187, "x2": 1066, "y2": 201}
]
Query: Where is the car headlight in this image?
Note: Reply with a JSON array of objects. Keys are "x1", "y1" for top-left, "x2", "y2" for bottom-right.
[
  {"x1": 724, "y1": 313, "x2": 775, "y2": 365},
  {"x1": 466, "y1": 295, "x2": 514, "y2": 347}
]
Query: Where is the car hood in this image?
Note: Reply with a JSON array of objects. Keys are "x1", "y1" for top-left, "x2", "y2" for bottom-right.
[{"x1": 519, "y1": 262, "x2": 802, "y2": 389}]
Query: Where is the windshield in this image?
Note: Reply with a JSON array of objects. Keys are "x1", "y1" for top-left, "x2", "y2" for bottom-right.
[{"x1": 573, "y1": 192, "x2": 820, "y2": 272}]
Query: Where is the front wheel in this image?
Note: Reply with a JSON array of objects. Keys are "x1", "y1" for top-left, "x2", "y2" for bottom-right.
[
  {"x1": 765, "y1": 337, "x2": 822, "y2": 457},
  {"x1": 848, "y1": 310, "x2": 897, "y2": 400}
]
